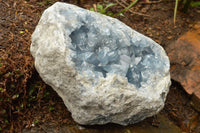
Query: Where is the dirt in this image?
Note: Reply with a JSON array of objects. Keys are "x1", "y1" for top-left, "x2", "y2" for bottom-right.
[{"x1": 0, "y1": 0, "x2": 200, "y2": 132}]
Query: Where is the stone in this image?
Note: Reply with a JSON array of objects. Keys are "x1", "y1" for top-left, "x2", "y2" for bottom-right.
[
  {"x1": 167, "y1": 22, "x2": 200, "y2": 112},
  {"x1": 30, "y1": 2, "x2": 171, "y2": 125}
]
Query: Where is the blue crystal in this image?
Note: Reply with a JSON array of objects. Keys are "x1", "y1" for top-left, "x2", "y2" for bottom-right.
[{"x1": 68, "y1": 16, "x2": 168, "y2": 87}]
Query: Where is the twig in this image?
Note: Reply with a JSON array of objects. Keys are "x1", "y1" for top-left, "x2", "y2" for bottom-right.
[
  {"x1": 40, "y1": 125, "x2": 48, "y2": 133},
  {"x1": 115, "y1": 0, "x2": 150, "y2": 17},
  {"x1": 2, "y1": 1, "x2": 10, "y2": 7},
  {"x1": 113, "y1": 0, "x2": 138, "y2": 17},
  {"x1": 141, "y1": 0, "x2": 162, "y2": 4},
  {"x1": 92, "y1": 4, "x2": 97, "y2": 12}
]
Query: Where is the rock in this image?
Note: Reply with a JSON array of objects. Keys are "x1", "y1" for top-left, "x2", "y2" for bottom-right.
[
  {"x1": 31, "y1": 2, "x2": 171, "y2": 125},
  {"x1": 167, "y1": 22, "x2": 200, "y2": 112}
]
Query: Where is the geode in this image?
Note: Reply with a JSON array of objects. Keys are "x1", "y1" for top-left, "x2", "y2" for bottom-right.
[{"x1": 31, "y1": 2, "x2": 171, "y2": 125}]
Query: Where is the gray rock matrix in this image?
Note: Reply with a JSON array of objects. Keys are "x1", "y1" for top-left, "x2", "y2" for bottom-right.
[{"x1": 31, "y1": 2, "x2": 171, "y2": 125}]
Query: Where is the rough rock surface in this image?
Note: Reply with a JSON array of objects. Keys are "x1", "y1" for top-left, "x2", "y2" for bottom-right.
[
  {"x1": 31, "y1": 2, "x2": 171, "y2": 125},
  {"x1": 167, "y1": 22, "x2": 200, "y2": 112}
]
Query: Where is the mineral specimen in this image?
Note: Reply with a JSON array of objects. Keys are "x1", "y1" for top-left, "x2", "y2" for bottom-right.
[{"x1": 31, "y1": 2, "x2": 171, "y2": 125}]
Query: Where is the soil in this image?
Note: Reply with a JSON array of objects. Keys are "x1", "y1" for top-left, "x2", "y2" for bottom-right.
[{"x1": 0, "y1": 0, "x2": 200, "y2": 132}]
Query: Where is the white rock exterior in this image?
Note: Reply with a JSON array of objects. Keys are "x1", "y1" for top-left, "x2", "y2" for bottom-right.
[{"x1": 31, "y1": 2, "x2": 171, "y2": 125}]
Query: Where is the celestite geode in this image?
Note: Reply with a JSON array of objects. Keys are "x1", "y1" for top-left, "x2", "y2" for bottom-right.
[{"x1": 31, "y1": 2, "x2": 171, "y2": 125}]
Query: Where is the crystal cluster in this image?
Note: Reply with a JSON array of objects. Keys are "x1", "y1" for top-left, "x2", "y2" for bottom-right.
[
  {"x1": 31, "y1": 2, "x2": 171, "y2": 126},
  {"x1": 69, "y1": 24, "x2": 167, "y2": 88}
]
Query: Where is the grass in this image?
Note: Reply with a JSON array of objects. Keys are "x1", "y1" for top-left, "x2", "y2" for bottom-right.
[
  {"x1": 174, "y1": 0, "x2": 200, "y2": 24},
  {"x1": 174, "y1": 0, "x2": 179, "y2": 24},
  {"x1": 90, "y1": 0, "x2": 138, "y2": 17}
]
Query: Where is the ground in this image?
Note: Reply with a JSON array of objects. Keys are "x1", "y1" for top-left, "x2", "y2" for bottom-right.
[{"x1": 0, "y1": 0, "x2": 200, "y2": 132}]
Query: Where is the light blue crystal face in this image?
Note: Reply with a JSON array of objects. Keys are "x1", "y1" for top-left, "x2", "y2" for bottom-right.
[{"x1": 68, "y1": 13, "x2": 169, "y2": 88}]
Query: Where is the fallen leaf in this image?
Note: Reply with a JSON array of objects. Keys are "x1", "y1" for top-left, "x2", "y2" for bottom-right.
[
  {"x1": 20, "y1": 31, "x2": 24, "y2": 34},
  {"x1": 167, "y1": 36, "x2": 173, "y2": 39}
]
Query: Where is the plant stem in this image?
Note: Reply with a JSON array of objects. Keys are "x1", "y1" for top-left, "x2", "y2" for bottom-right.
[
  {"x1": 174, "y1": 0, "x2": 179, "y2": 25},
  {"x1": 112, "y1": 0, "x2": 138, "y2": 17}
]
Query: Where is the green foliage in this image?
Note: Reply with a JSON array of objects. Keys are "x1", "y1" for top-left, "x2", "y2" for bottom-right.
[
  {"x1": 113, "y1": 0, "x2": 138, "y2": 17},
  {"x1": 39, "y1": 0, "x2": 52, "y2": 6},
  {"x1": 0, "y1": 88, "x2": 3, "y2": 93},
  {"x1": 33, "y1": 120, "x2": 39, "y2": 125},
  {"x1": 4, "y1": 119, "x2": 9, "y2": 124},
  {"x1": 190, "y1": 1, "x2": 200, "y2": 7},
  {"x1": 90, "y1": 3, "x2": 117, "y2": 16},
  {"x1": 2, "y1": 109, "x2": 6, "y2": 114},
  {"x1": 174, "y1": 0, "x2": 200, "y2": 24},
  {"x1": 20, "y1": 104, "x2": 24, "y2": 109},
  {"x1": 5, "y1": 72, "x2": 11, "y2": 77},
  {"x1": 28, "y1": 81, "x2": 50, "y2": 105},
  {"x1": 90, "y1": 0, "x2": 138, "y2": 17},
  {"x1": 49, "y1": 106, "x2": 54, "y2": 112}
]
